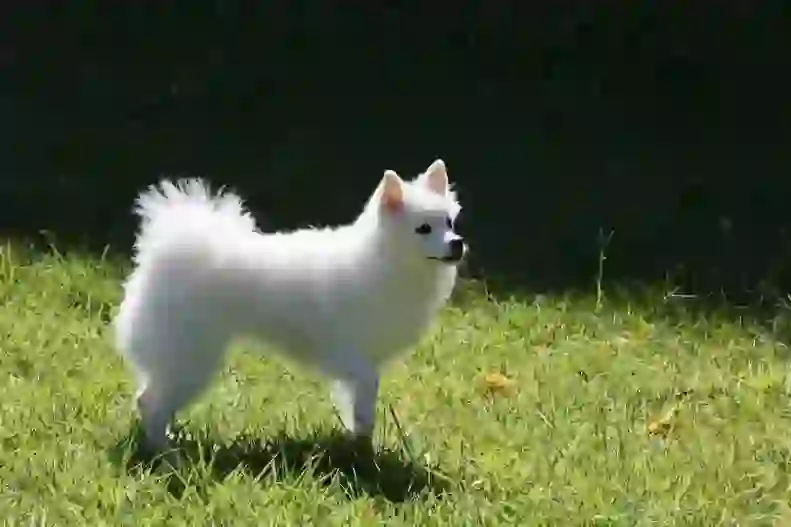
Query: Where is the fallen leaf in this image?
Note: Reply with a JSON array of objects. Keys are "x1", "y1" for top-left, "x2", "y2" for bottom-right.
[
  {"x1": 483, "y1": 372, "x2": 516, "y2": 395},
  {"x1": 647, "y1": 404, "x2": 680, "y2": 437}
]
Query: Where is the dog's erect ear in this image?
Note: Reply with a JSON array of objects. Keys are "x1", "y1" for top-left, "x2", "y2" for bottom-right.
[
  {"x1": 421, "y1": 158, "x2": 449, "y2": 196},
  {"x1": 380, "y1": 170, "x2": 404, "y2": 213}
]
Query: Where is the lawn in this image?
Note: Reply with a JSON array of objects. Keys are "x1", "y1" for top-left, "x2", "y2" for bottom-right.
[{"x1": 1, "y1": 244, "x2": 790, "y2": 525}]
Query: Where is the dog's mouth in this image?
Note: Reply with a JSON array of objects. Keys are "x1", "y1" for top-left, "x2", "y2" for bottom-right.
[
  {"x1": 428, "y1": 256, "x2": 463, "y2": 264},
  {"x1": 428, "y1": 241, "x2": 467, "y2": 265}
]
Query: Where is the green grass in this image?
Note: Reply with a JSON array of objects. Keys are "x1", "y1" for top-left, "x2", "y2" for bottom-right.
[{"x1": 1, "y1": 244, "x2": 791, "y2": 525}]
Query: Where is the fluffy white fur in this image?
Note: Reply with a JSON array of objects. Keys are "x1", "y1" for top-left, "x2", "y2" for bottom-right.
[{"x1": 114, "y1": 159, "x2": 466, "y2": 454}]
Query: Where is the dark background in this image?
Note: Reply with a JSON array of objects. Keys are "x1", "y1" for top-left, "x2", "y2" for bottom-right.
[{"x1": 2, "y1": 2, "x2": 791, "y2": 299}]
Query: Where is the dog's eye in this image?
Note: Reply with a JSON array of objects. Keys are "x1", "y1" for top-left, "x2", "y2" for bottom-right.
[
  {"x1": 445, "y1": 217, "x2": 453, "y2": 229},
  {"x1": 415, "y1": 223, "x2": 432, "y2": 235}
]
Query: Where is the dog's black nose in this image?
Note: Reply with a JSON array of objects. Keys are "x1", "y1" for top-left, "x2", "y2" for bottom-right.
[{"x1": 448, "y1": 238, "x2": 465, "y2": 261}]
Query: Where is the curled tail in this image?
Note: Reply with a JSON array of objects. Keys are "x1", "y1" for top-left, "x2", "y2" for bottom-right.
[{"x1": 132, "y1": 178, "x2": 256, "y2": 263}]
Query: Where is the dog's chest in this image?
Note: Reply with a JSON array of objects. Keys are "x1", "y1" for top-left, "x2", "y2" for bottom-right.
[{"x1": 340, "y1": 275, "x2": 451, "y2": 359}]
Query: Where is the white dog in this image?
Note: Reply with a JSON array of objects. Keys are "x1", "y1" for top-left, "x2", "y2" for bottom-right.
[{"x1": 114, "y1": 159, "x2": 466, "y2": 456}]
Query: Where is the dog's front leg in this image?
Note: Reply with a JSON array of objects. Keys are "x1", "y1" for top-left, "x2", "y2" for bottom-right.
[{"x1": 329, "y1": 355, "x2": 380, "y2": 446}]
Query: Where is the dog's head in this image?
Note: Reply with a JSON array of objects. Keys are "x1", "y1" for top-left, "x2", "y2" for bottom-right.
[{"x1": 373, "y1": 159, "x2": 467, "y2": 266}]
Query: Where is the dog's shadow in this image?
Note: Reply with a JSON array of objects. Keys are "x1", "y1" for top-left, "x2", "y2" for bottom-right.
[{"x1": 111, "y1": 425, "x2": 451, "y2": 503}]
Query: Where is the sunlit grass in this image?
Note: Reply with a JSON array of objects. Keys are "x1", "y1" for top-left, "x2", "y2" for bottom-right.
[{"x1": 1, "y1": 244, "x2": 790, "y2": 524}]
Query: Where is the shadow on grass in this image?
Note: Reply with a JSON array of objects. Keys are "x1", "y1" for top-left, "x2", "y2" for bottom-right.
[{"x1": 110, "y1": 424, "x2": 451, "y2": 504}]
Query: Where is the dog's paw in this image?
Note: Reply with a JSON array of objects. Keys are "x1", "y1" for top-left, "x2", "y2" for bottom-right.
[
  {"x1": 153, "y1": 449, "x2": 186, "y2": 474},
  {"x1": 349, "y1": 433, "x2": 375, "y2": 464}
]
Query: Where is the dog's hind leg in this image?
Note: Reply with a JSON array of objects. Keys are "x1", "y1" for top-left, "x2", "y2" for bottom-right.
[
  {"x1": 136, "y1": 380, "x2": 176, "y2": 455},
  {"x1": 134, "y1": 337, "x2": 225, "y2": 463},
  {"x1": 136, "y1": 369, "x2": 219, "y2": 469}
]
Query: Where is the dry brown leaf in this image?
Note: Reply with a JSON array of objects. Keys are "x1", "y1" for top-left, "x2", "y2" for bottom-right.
[
  {"x1": 483, "y1": 372, "x2": 516, "y2": 395},
  {"x1": 647, "y1": 404, "x2": 680, "y2": 437}
]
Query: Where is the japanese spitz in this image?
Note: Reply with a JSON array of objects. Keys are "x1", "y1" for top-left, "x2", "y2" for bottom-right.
[{"x1": 114, "y1": 159, "x2": 467, "y2": 456}]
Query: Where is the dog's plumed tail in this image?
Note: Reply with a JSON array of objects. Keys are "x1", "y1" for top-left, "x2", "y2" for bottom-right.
[{"x1": 132, "y1": 178, "x2": 256, "y2": 265}]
